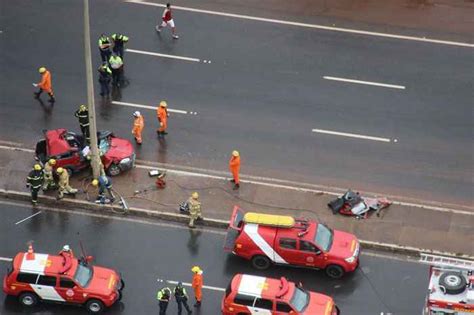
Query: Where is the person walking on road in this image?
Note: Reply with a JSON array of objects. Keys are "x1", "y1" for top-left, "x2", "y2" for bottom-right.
[
  {"x1": 33, "y1": 67, "x2": 55, "y2": 103},
  {"x1": 111, "y1": 33, "x2": 129, "y2": 59},
  {"x1": 91, "y1": 175, "x2": 115, "y2": 204},
  {"x1": 188, "y1": 192, "x2": 202, "y2": 229},
  {"x1": 98, "y1": 63, "x2": 112, "y2": 97},
  {"x1": 156, "y1": 287, "x2": 171, "y2": 315},
  {"x1": 156, "y1": 101, "x2": 169, "y2": 136},
  {"x1": 109, "y1": 53, "x2": 124, "y2": 87},
  {"x1": 229, "y1": 150, "x2": 241, "y2": 190},
  {"x1": 156, "y1": 3, "x2": 179, "y2": 39},
  {"x1": 56, "y1": 167, "x2": 78, "y2": 200},
  {"x1": 27, "y1": 164, "x2": 44, "y2": 205},
  {"x1": 174, "y1": 282, "x2": 192, "y2": 315},
  {"x1": 42, "y1": 159, "x2": 57, "y2": 190},
  {"x1": 74, "y1": 104, "x2": 90, "y2": 142},
  {"x1": 191, "y1": 266, "x2": 203, "y2": 307},
  {"x1": 98, "y1": 34, "x2": 112, "y2": 63},
  {"x1": 132, "y1": 111, "x2": 144, "y2": 145}
]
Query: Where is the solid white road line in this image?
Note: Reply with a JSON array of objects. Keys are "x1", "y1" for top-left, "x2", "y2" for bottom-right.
[
  {"x1": 0, "y1": 257, "x2": 13, "y2": 262},
  {"x1": 165, "y1": 280, "x2": 226, "y2": 292},
  {"x1": 323, "y1": 76, "x2": 406, "y2": 90},
  {"x1": 312, "y1": 128, "x2": 392, "y2": 143},
  {"x1": 15, "y1": 211, "x2": 42, "y2": 225},
  {"x1": 125, "y1": 0, "x2": 474, "y2": 48},
  {"x1": 111, "y1": 101, "x2": 192, "y2": 115},
  {"x1": 127, "y1": 48, "x2": 201, "y2": 63},
  {"x1": 0, "y1": 145, "x2": 35, "y2": 153}
]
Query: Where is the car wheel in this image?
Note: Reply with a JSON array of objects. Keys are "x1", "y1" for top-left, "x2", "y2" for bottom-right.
[
  {"x1": 251, "y1": 255, "x2": 271, "y2": 270},
  {"x1": 19, "y1": 292, "x2": 38, "y2": 307},
  {"x1": 325, "y1": 264, "x2": 345, "y2": 279},
  {"x1": 86, "y1": 299, "x2": 105, "y2": 314},
  {"x1": 107, "y1": 164, "x2": 121, "y2": 176},
  {"x1": 439, "y1": 271, "x2": 467, "y2": 295}
]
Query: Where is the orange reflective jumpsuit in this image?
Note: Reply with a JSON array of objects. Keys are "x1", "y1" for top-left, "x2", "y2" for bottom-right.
[
  {"x1": 39, "y1": 70, "x2": 53, "y2": 95},
  {"x1": 192, "y1": 272, "x2": 203, "y2": 303},
  {"x1": 156, "y1": 106, "x2": 168, "y2": 133},
  {"x1": 132, "y1": 115, "x2": 144, "y2": 144},
  {"x1": 229, "y1": 155, "x2": 241, "y2": 184}
]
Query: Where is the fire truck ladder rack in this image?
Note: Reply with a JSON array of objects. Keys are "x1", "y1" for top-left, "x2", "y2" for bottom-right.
[{"x1": 419, "y1": 253, "x2": 474, "y2": 271}]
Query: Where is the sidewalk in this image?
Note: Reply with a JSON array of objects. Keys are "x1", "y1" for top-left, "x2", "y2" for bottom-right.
[{"x1": 0, "y1": 147, "x2": 473, "y2": 257}]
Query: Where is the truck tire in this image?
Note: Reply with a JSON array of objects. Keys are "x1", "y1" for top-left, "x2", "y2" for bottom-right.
[
  {"x1": 325, "y1": 264, "x2": 345, "y2": 279},
  {"x1": 107, "y1": 164, "x2": 121, "y2": 176},
  {"x1": 439, "y1": 271, "x2": 467, "y2": 295},
  {"x1": 86, "y1": 299, "x2": 105, "y2": 314},
  {"x1": 19, "y1": 292, "x2": 38, "y2": 307},
  {"x1": 251, "y1": 255, "x2": 271, "y2": 270}
]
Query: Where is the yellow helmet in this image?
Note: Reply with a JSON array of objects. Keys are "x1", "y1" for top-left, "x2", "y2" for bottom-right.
[
  {"x1": 38, "y1": 67, "x2": 46, "y2": 73},
  {"x1": 48, "y1": 159, "x2": 56, "y2": 165},
  {"x1": 192, "y1": 192, "x2": 199, "y2": 199},
  {"x1": 79, "y1": 104, "x2": 87, "y2": 111},
  {"x1": 56, "y1": 167, "x2": 64, "y2": 174},
  {"x1": 232, "y1": 150, "x2": 239, "y2": 157},
  {"x1": 33, "y1": 164, "x2": 42, "y2": 171},
  {"x1": 159, "y1": 101, "x2": 167, "y2": 108},
  {"x1": 91, "y1": 179, "x2": 99, "y2": 187},
  {"x1": 191, "y1": 266, "x2": 201, "y2": 273}
]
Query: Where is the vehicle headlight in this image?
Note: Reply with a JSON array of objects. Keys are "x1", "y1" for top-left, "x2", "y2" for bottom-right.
[
  {"x1": 120, "y1": 158, "x2": 130, "y2": 165},
  {"x1": 345, "y1": 256, "x2": 356, "y2": 263}
]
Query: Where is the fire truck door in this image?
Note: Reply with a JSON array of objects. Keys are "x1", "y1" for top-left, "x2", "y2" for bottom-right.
[
  {"x1": 298, "y1": 240, "x2": 323, "y2": 267},
  {"x1": 31, "y1": 275, "x2": 65, "y2": 302},
  {"x1": 56, "y1": 277, "x2": 86, "y2": 303},
  {"x1": 275, "y1": 238, "x2": 303, "y2": 265}
]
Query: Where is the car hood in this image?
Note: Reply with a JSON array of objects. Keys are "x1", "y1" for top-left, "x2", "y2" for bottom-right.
[
  {"x1": 104, "y1": 137, "x2": 134, "y2": 161},
  {"x1": 329, "y1": 230, "x2": 359, "y2": 259},
  {"x1": 87, "y1": 266, "x2": 119, "y2": 295},
  {"x1": 302, "y1": 292, "x2": 336, "y2": 315}
]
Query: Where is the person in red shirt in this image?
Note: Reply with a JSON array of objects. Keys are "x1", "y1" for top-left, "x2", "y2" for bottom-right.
[{"x1": 156, "y1": 3, "x2": 179, "y2": 39}]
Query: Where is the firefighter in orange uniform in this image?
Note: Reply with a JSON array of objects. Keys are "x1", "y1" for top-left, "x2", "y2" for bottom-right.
[
  {"x1": 34, "y1": 67, "x2": 55, "y2": 103},
  {"x1": 156, "y1": 101, "x2": 169, "y2": 136},
  {"x1": 132, "y1": 111, "x2": 144, "y2": 144},
  {"x1": 229, "y1": 150, "x2": 241, "y2": 190},
  {"x1": 191, "y1": 266, "x2": 203, "y2": 307}
]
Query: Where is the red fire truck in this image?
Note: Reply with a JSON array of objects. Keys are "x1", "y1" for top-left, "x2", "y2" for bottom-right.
[
  {"x1": 420, "y1": 253, "x2": 474, "y2": 315},
  {"x1": 224, "y1": 206, "x2": 360, "y2": 279}
]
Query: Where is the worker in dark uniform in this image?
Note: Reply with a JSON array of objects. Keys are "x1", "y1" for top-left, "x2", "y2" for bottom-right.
[
  {"x1": 156, "y1": 287, "x2": 171, "y2": 315},
  {"x1": 174, "y1": 282, "x2": 192, "y2": 315},
  {"x1": 74, "y1": 104, "x2": 90, "y2": 142},
  {"x1": 26, "y1": 164, "x2": 44, "y2": 205},
  {"x1": 98, "y1": 63, "x2": 112, "y2": 97},
  {"x1": 98, "y1": 34, "x2": 112, "y2": 63},
  {"x1": 111, "y1": 33, "x2": 129, "y2": 59},
  {"x1": 92, "y1": 175, "x2": 115, "y2": 204}
]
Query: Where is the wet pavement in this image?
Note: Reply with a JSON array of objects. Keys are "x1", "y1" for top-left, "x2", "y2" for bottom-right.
[{"x1": 0, "y1": 201, "x2": 428, "y2": 315}]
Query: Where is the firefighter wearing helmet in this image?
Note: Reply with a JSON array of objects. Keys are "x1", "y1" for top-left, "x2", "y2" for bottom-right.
[
  {"x1": 191, "y1": 266, "x2": 203, "y2": 307},
  {"x1": 42, "y1": 159, "x2": 57, "y2": 190},
  {"x1": 26, "y1": 164, "x2": 44, "y2": 205},
  {"x1": 56, "y1": 167, "x2": 78, "y2": 200},
  {"x1": 74, "y1": 104, "x2": 90, "y2": 142},
  {"x1": 132, "y1": 111, "x2": 144, "y2": 145},
  {"x1": 187, "y1": 192, "x2": 202, "y2": 229}
]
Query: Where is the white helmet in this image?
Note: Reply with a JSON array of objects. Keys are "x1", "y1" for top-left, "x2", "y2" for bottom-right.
[
  {"x1": 62, "y1": 245, "x2": 71, "y2": 251},
  {"x1": 133, "y1": 111, "x2": 141, "y2": 117}
]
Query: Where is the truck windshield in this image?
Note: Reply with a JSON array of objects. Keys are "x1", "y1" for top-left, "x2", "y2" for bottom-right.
[
  {"x1": 74, "y1": 264, "x2": 93, "y2": 287},
  {"x1": 290, "y1": 287, "x2": 309, "y2": 312},
  {"x1": 314, "y1": 224, "x2": 333, "y2": 252}
]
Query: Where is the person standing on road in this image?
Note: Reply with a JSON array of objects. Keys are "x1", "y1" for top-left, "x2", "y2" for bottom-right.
[
  {"x1": 56, "y1": 167, "x2": 78, "y2": 200},
  {"x1": 98, "y1": 63, "x2": 112, "y2": 97},
  {"x1": 191, "y1": 266, "x2": 203, "y2": 307},
  {"x1": 26, "y1": 164, "x2": 44, "y2": 205},
  {"x1": 188, "y1": 192, "x2": 202, "y2": 229},
  {"x1": 109, "y1": 53, "x2": 124, "y2": 87},
  {"x1": 91, "y1": 175, "x2": 115, "y2": 204},
  {"x1": 156, "y1": 101, "x2": 169, "y2": 136},
  {"x1": 98, "y1": 34, "x2": 112, "y2": 63},
  {"x1": 156, "y1": 3, "x2": 179, "y2": 39},
  {"x1": 74, "y1": 104, "x2": 90, "y2": 143},
  {"x1": 111, "y1": 33, "x2": 129, "y2": 59},
  {"x1": 229, "y1": 150, "x2": 241, "y2": 190},
  {"x1": 42, "y1": 159, "x2": 57, "y2": 190},
  {"x1": 174, "y1": 282, "x2": 192, "y2": 315},
  {"x1": 132, "y1": 111, "x2": 144, "y2": 145},
  {"x1": 33, "y1": 67, "x2": 55, "y2": 103},
  {"x1": 156, "y1": 287, "x2": 171, "y2": 315}
]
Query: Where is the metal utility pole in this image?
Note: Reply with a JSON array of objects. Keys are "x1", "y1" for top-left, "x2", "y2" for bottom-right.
[{"x1": 83, "y1": 0, "x2": 101, "y2": 178}]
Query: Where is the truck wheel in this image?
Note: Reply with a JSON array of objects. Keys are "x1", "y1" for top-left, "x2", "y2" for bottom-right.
[
  {"x1": 86, "y1": 299, "x2": 105, "y2": 314},
  {"x1": 439, "y1": 271, "x2": 467, "y2": 295},
  {"x1": 325, "y1": 264, "x2": 345, "y2": 279},
  {"x1": 107, "y1": 164, "x2": 121, "y2": 176},
  {"x1": 251, "y1": 255, "x2": 271, "y2": 270},
  {"x1": 19, "y1": 292, "x2": 38, "y2": 307}
]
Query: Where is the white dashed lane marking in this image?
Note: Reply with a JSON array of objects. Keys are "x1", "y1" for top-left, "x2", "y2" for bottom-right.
[
  {"x1": 111, "y1": 101, "x2": 198, "y2": 115},
  {"x1": 323, "y1": 76, "x2": 406, "y2": 90},
  {"x1": 127, "y1": 48, "x2": 211, "y2": 64},
  {"x1": 312, "y1": 128, "x2": 393, "y2": 143}
]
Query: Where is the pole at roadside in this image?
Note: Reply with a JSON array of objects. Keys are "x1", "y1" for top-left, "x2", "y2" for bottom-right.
[{"x1": 83, "y1": 0, "x2": 100, "y2": 178}]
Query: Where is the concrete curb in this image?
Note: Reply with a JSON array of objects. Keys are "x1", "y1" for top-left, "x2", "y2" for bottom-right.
[{"x1": 1, "y1": 189, "x2": 473, "y2": 260}]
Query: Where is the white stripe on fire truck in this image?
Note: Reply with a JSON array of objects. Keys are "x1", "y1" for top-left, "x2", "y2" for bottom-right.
[
  {"x1": 243, "y1": 224, "x2": 288, "y2": 264},
  {"x1": 30, "y1": 285, "x2": 66, "y2": 302}
]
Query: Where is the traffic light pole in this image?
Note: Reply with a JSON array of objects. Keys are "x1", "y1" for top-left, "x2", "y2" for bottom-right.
[{"x1": 83, "y1": 0, "x2": 101, "y2": 178}]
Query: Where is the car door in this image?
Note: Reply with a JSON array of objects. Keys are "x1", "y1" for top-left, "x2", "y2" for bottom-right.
[
  {"x1": 55, "y1": 277, "x2": 86, "y2": 304},
  {"x1": 275, "y1": 237, "x2": 302, "y2": 265},
  {"x1": 298, "y1": 240, "x2": 324, "y2": 267},
  {"x1": 31, "y1": 274, "x2": 65, "y2": 302},
  {"x1": 275, "y1": 301, "x2": 296, "y2": 315},
  {"x1": 249, "y1": 297, "x2": 273, "y2": 315}
]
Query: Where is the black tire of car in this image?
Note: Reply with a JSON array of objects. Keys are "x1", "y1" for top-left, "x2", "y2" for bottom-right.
[
  {"x1": 439, "y1": 271, "x2": 467, "y2": 295},
  {"x1": 118, "y1": 278, "x2": 125, "y2": 291},
  {"x1": 86, "y1": 299, "x2": 105, "y2": 314},
  {"x1": 325, "y1": 264, "x2": 345, "y2": 279},
  {"x1": 19, "y1": 292, "x2": 38, "y2": 307},
  {"x1": 107, "y1": 164, "x2": 121, "y2": 176},
  {"x1": 251, "y1": 255, "x2": 271, "y2": 270}
]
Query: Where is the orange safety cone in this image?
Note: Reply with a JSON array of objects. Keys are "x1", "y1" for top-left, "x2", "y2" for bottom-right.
[{"x1": 26, "y1": 244, "x2": 35, "y2": 260}]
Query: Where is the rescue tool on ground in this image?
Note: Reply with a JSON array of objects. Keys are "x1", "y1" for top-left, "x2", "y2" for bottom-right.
[
  {"x1": 3, "y1": 244, "x2": 124, "y2": 314},
  {"x1": 328, "y1": 189, "x2": 391, "y2": 219},
  {"x1": 224, "y1": 207, "x2": 360, "y2": 279},
  {"x1": 221, "y1": 274, "x2": 340, "y2": 315},
  {"x1": 419, "y1": 253, "x2": 474, "y2": 315}
]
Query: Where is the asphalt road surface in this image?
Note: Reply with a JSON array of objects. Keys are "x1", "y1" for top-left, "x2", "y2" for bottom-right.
[
  {"x1": 0, "y1": 0, "x2": 472, "y2": 206},
  {"x1": 0, "y1": 200, "x2": 429, "y2": 314}
]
